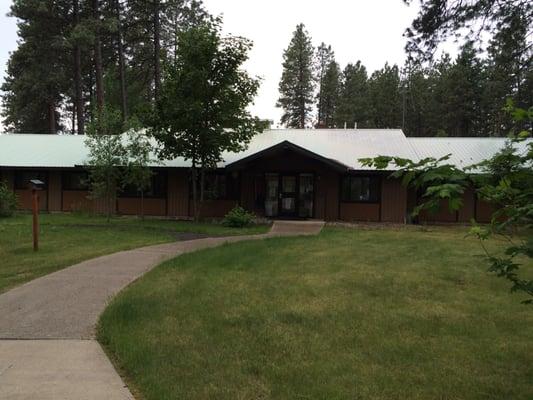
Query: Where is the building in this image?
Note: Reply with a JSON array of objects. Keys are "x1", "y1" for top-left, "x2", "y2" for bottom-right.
[{"x1": 0, "y1": 129, "x2": 519, "y2": 223}]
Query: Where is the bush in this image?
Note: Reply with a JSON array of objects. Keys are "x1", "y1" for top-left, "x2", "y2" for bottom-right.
[
  {"x1": 222, "y1": 206, "x2": 256, "y2": 228},
  {"x1": 0, "y1": 182, "x2": 17, "y2": 217}
]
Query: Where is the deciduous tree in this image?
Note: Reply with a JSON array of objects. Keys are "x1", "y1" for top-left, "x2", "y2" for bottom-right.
[
  {"x1": 84, "y1": 106, "x2": 127, "y2": 220},
  {"x1": 148, "y1": 23, "x2": 263, "y2": 218}
]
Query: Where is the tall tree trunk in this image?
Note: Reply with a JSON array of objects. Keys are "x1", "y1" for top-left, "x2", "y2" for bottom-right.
[
  {"x1": 299, "y1": 56, "x2": 305, "y2": 129},
  {"x1": 74, "y1": 0, "x2": 84, "y2": 134},
  {"x1": 115, "y1": 0, "x2": 128, "y2": 121},
  {"x1": 93, "y1": 0, "x2": 104, "y2": 111},
  {"x1": 48, "y1": 101, "x2": 56, "y2": 134},
  {"x1": 89, "y1": 66, "x2": 94, "y2": 118},
  {"x1": 153, "y1": 0, "x2": 161, "y2": 103}
]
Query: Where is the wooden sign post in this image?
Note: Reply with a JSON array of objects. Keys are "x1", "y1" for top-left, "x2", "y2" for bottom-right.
[
  {"x1": 32, "y1": 187, "x2": 39, "y2": 251},
  {"x1": 29, "y1": 179, "x2": 44, "y2": 252}
]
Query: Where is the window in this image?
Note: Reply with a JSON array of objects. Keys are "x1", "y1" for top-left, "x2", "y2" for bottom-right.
[
  {"x1": 121, "y1": 170, "x2": 167, "y2": 198},
  {"x1": 62, "y1": 171, "x2": 89, "y2": 191},
  {"x1": 14, "y1": 171, "x2": 48, "y2": 190},
  {"x1": 341, "y1": 176, "x2": 380, "y2": 202},
  {"x1": 196, "y1": 172, "x2": 239, "y2": 200}
]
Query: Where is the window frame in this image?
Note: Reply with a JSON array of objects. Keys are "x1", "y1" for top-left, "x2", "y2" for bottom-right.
[
  {"x1": 120, "y1": 169, "x2": 168, "y2": 199},
  {"x1": 191, "y1": 171, "x2": 240, "y2": 201},
  {"x1": 340, "y1": 174, "x2": 381, "y2": 204},
  {"x1": 14, "y1": 170, "x2": 49, "y2": 190},
  {"x1": 62, "y1": 170, "x2": 90, "y2": 191}
]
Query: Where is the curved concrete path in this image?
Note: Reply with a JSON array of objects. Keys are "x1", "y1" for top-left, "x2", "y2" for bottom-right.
[{"x1": 0, "y1": 221, "x2": 323, "y2": 399}]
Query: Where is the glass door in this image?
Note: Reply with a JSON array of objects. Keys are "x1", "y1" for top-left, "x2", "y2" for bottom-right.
[{"x1": 280, "y1": 175, "x2": 297, "y2": 217}]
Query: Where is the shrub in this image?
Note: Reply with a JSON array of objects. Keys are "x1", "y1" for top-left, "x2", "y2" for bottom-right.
[
  {"x1": 0, "y1": 182, "x2": 17, "y2": 217},
  {"x1": 222, "y1": 206, "x2": 256, "y2": 228}
]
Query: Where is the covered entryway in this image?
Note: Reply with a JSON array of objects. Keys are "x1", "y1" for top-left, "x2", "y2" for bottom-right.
[
  {"x1": 227, "y1": 140, "x2": 347, "y2": 220},
  {"x1": 265, "y1": 173, "x2": 314, "y2": 218}
]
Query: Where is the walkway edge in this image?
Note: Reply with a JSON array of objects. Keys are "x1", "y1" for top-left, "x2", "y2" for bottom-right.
[{"x1": 0, "y1": 221, "x2": 324, "y2": 400}]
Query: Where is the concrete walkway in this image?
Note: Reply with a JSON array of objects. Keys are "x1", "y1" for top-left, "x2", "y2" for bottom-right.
[{"x1": 0, "y1": 220, "x2": 323, "y2": 399}]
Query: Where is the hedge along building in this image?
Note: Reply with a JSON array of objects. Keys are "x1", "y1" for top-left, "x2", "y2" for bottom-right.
[{"x1": 0, "y1": 129, "x2": 519, "y2": 223}]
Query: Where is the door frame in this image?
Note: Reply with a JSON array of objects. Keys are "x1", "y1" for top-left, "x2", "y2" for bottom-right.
[{"x1": 263, "y1": 172, "x2": 316, "y2": 219}]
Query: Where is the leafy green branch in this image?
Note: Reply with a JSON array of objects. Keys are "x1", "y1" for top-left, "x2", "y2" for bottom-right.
[{"x1": 360, "y1": 104, "x2": 532, "y2": 303}]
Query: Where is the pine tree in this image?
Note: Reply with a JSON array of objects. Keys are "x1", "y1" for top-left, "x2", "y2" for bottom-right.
[
  {"x1": 444, "y1": 43, "x2": 485, "y2": 136},
  {"x1": 113, "y1": 0, "x2": 128, "y2": 121},
  {"x1": 1, "y1": 0, "x2": 72, "y2": 133},
  {"x1": 319, "y1": 61, "x2": 341, "y2": 128},
  {"x1": 315, "y1": 43, "x2": 334, "y2": 127},
  {"x1": 368, "y1": 63, "x2": 402, "y2": 129},
  {"x1": 92, "y1": 0, "x2": 105, "y2": 111},
  {"x1": 72, "y1": 0, "x2": 85, "y2": 134},
  {"x1": 125, "y1": 0, "x2": 209, "y2": 105},
  {"x1": 402, "y1": 62, "x2": 434, "y2": 137},
  {"x1": 277, "y1": 23, "x2": 315, "y2": 129},
  {"x1": 483, "y1": 9, "x2": 531, "y2": 135},
  {"x1": 335, "y1": 61, "x2": 370, "y2": 128}
]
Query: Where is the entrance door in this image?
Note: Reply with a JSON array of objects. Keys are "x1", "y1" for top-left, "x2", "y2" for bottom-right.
[{"x1": 280, "y1": 175, "x2": 297, "y2": 217}]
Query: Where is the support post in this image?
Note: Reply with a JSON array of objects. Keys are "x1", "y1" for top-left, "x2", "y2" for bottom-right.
[{"x1": 32, "y1": 188, "x2": 39, "y2": 251}]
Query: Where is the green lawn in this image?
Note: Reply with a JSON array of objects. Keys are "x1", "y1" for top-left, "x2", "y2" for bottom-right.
[
  {"x1": 99, "y1": 226, "x2": 532, "y2": 400},
  {"x1": 0, "y1": 213, "x2": 269, "y2": 293}
]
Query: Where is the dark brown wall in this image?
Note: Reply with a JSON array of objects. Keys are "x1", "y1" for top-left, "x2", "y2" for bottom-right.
[
  {"x1": 15, "y1": 189, "x2": 48, "y2": 211},
  {"x1": 117, "y1": 198, "x2": 167, "y2": 216},
  {"x1": 458, "y1": 188, "x2": 476, "y2": 223},
  {"x1": 167, "y1": 169, "x2": 189, "y2": 217},
  {"x1": 2, "y1": 168, "x2": 48, "y2": 210},
  {"x1": 1, "y1": 164, "x2": 495, "y2": 224},
  {"x1": 62, "y1": 191, "x2": 93, "y2": 212},
  {"x1": 198, "y1": 199, "x2": 238, "y2": 218},
  {"x1": 240, "y1": 173, "x2": 259, "y2": 214},
  {"x1": 48, "y1": 171, "x2": 62, "y2": 212},
  {"x1": 317, "y1": 169, "x2": 340, "y2": 220},
  {"x1": 476, "y1": 199, "x2": 494, "y2": 223},
  {"x1": 381, "y1": 178, "x2": 407, "y2": 223},
  {"x1": 339, "y1": 203, "x2": 380, "y2": 222},
  {"x1": 236, "y1": 150, "x2": 340, "y2": 220},
  {"x1": 416, "y1": 188, "x2": 488, "y2": 224}
]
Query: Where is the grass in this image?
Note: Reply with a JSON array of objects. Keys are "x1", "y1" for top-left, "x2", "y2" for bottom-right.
[
  {"x1": 0, "y1": 213, "x2": 269, "y2": 293},
  {"x1": 99, "y1": 226, "x2": 533, "y2": 400}
]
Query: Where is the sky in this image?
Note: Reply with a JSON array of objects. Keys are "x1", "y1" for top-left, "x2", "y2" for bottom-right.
[{"x1": 0, "y1": 0, "x2": 427, "y2": 130}]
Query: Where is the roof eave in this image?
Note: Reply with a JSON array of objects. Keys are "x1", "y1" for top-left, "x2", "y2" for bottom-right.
[{"x1": 226, "y1": 140, "x2": 349, "y2": 172}]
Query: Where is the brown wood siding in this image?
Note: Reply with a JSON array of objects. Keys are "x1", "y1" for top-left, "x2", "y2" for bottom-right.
[
  {"x1": 414, "y1": 186, "x2": 482, "y2": 224},
  {"x1": 240, "y1": 173, "x2": 258, "y2": 214},
  {"x1": 419, "y1": 200, "x2": 457, "y2": 223},
  {"x1": 167, "y1": 169, "x2": 189, "y2": 217},
  {"x1": 117, "y1": 198, "x2": 167, "y2": 216},
  {"x1": 62, "y1": 191, "x2": 93, "y2": 212},
  {"x1": 48, "y1": 171, "x2": 62, "y2": 212},
  {"x1": 339, "y1": 203, "x2": 380, "y2": 222},
  {"x1": 319, "y1": 170, "x2": 340, "y2": 220},
  {"x1": 458, "y1": 188, "x2": 475, "y2": 222},
  {"x1": 381, "y1": 178, "x2": 407, "y2": 223},
  {"x1": 476, "y1": 200, "x2": 494, "y2": 223},
  {"x1": 231, "y1": 150, "x2": 340, "y2": 221},
  {"x1": 198, "y1": 199, "x2": 238, "y2": 218},
  {"x1": 15, "y1": 189, "x2": 48, "y2": 211},
  {"x1": 92, "y1": 197, "x2": 116, "y2": 215}
]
